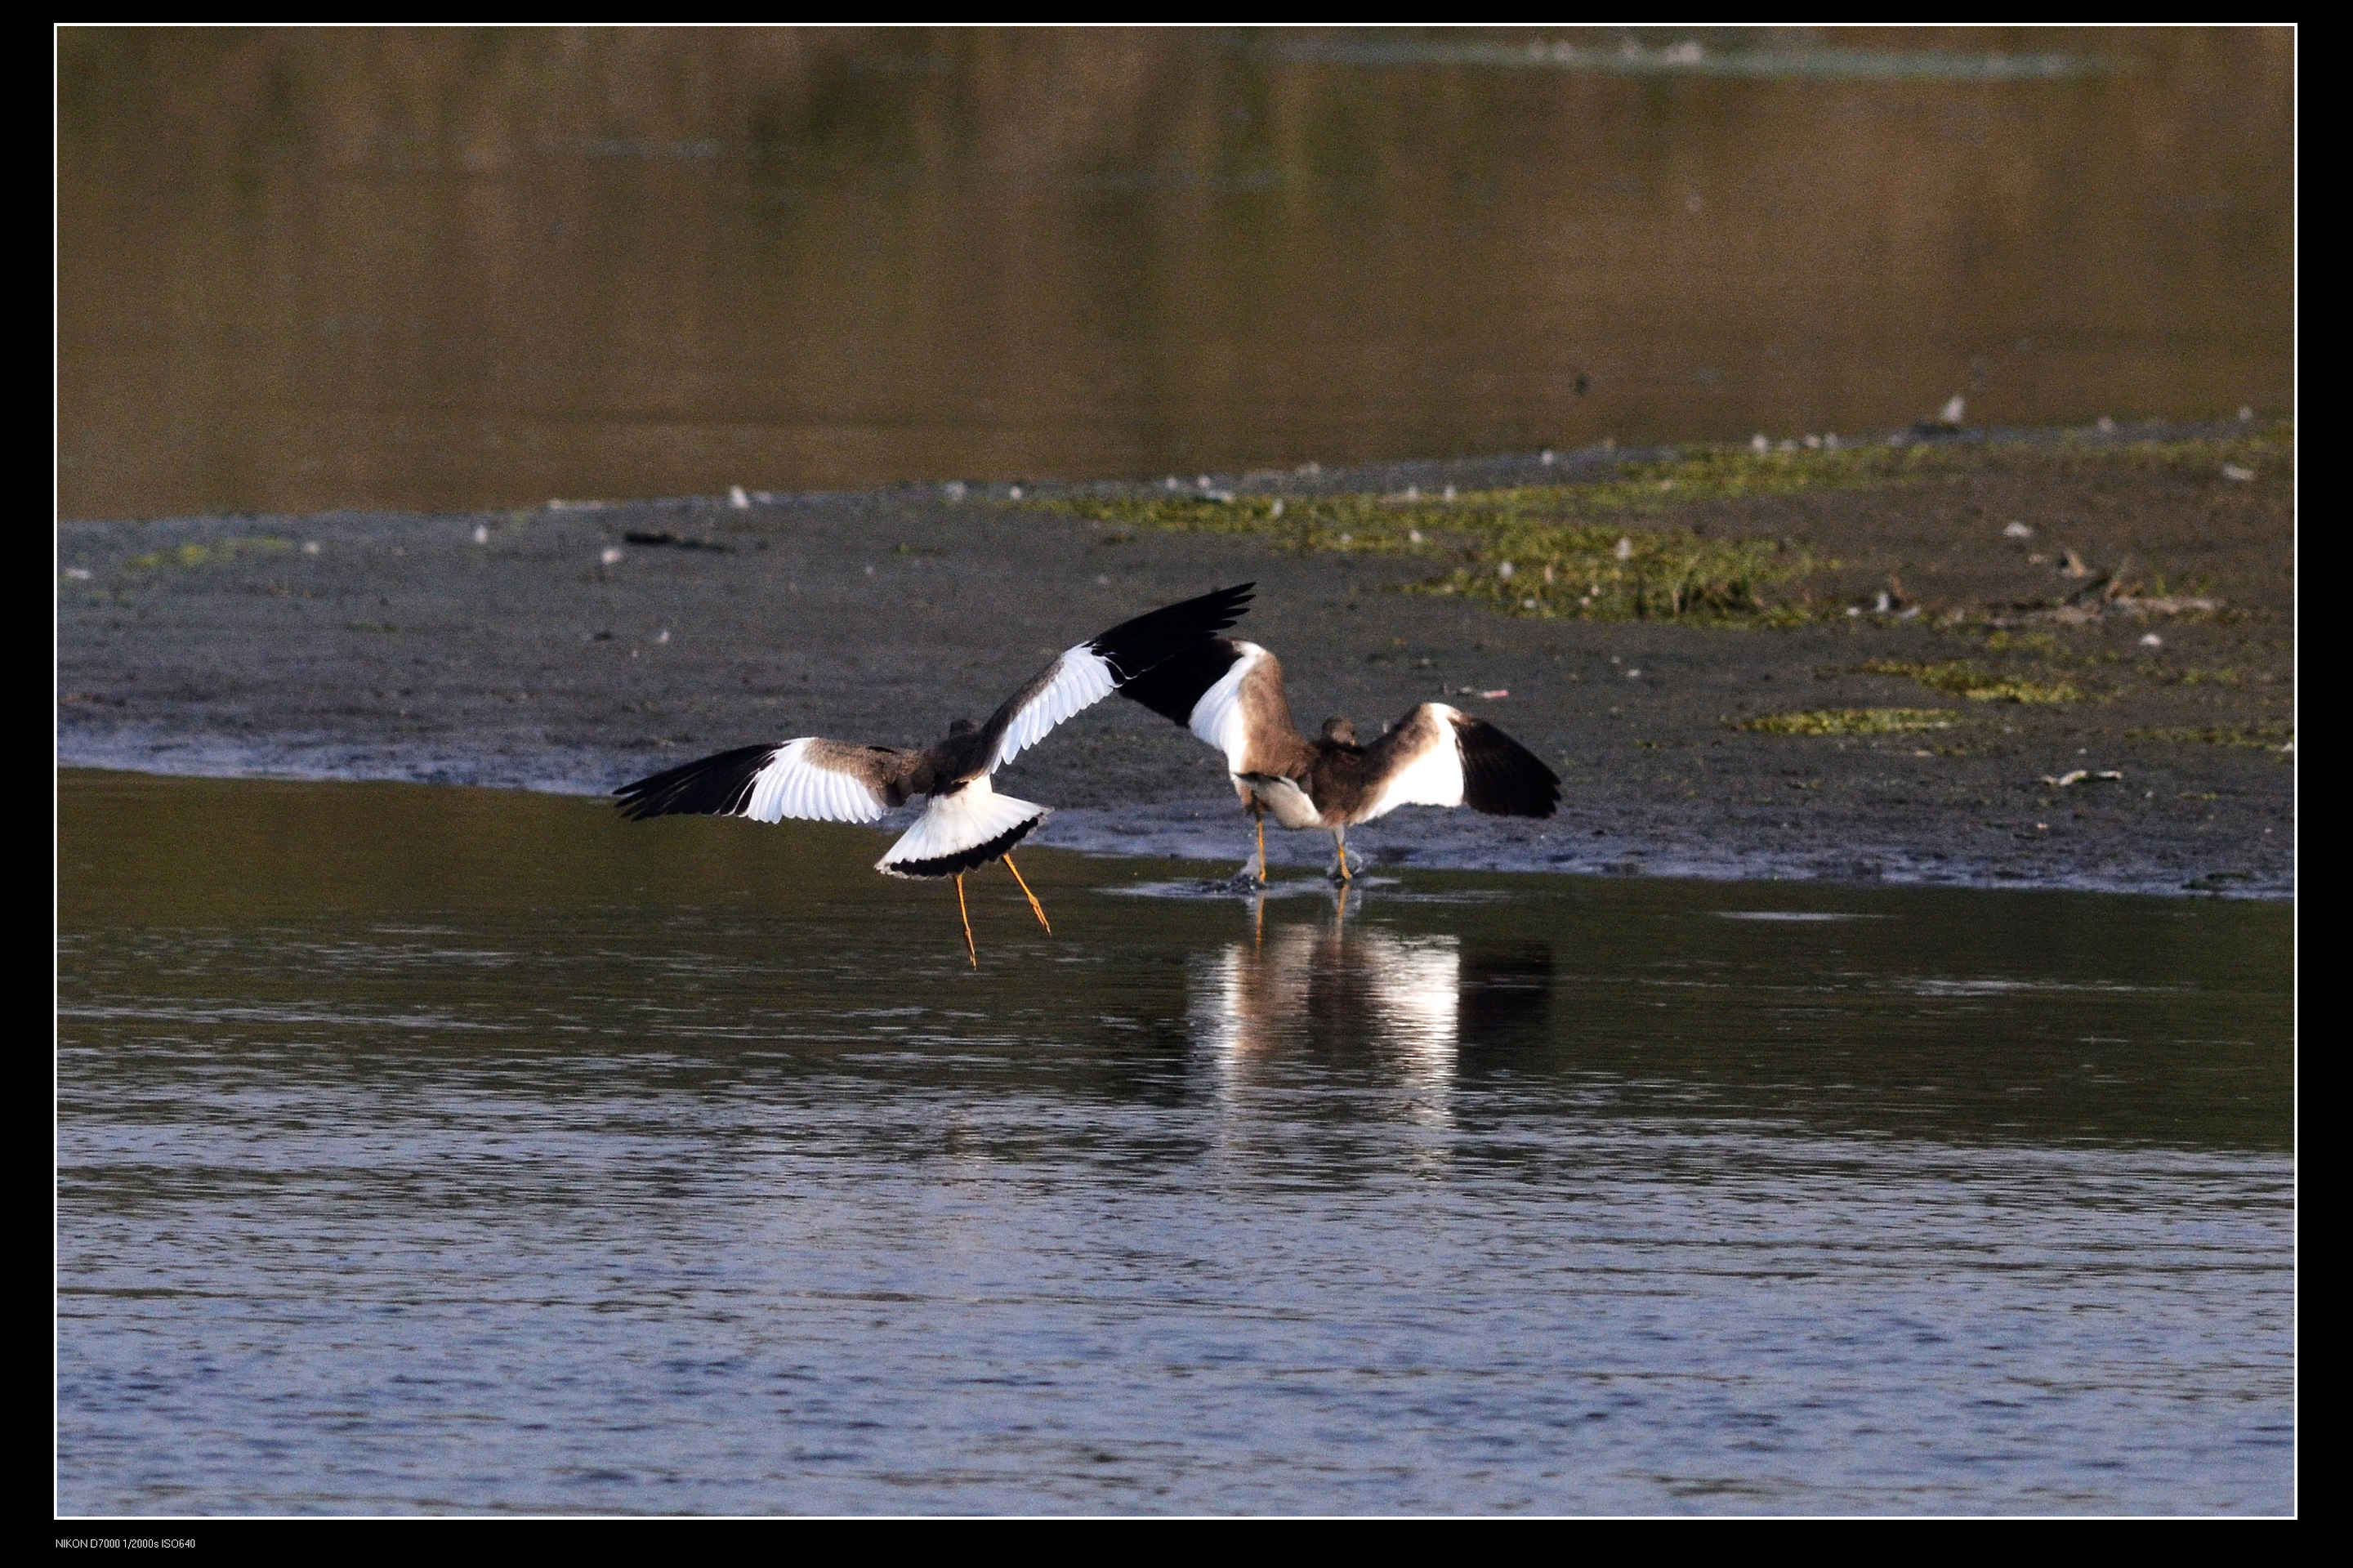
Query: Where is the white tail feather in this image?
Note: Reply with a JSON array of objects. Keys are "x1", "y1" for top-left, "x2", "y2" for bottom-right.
[{"x1": 877, "y1": 774, "x2": 1049, "y2": 876}]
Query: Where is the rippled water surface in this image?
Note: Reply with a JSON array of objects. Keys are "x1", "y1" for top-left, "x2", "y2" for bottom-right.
[{"x1": 57, "y1": 771, "x2": 2293, "y2": 1513}]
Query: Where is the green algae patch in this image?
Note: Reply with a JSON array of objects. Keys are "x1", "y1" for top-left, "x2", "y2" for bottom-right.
[
  {"x1": 1738, "y1": 707, "x2": 1962, "y2": 736},
  {"x1": 2124, "y1": 724, "x2": 2295, "y2": 748},
  {"x1": 123, "y1": 536, "x2": 294, "y2": 573},
  {"x1": 1854, "y1": 659, "x2": 2084, "y2": 704}
]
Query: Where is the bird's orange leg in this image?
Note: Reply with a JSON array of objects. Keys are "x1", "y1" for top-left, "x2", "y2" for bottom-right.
[
  {"x1": 1002, "y1": 853, "x2": 1051, "y2": 935},
  {"x1": 1333, "y1": 828, "x2": 1354, "y2": 882},
  {"x1": 1257, "y1": 815, "x2": 1267, "y2": 883},
  {"x1": 954, "y1": 873, "x2": 977, "y2": 967}
]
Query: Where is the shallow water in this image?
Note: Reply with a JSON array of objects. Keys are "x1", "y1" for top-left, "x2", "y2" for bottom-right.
[{"x1": 56, "y1": 771, "x2": 2293, "y2": 1513}]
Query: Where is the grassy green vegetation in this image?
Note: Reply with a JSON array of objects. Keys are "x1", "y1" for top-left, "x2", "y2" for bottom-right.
[
  {"x1": 2046, "y1": 421, "x2": 2293, "y2": 476},
  {"x1": 1040, "y1": 443, "x2": 1953, "y2": 622},
  {"x1": 1737, "y1": 708, "x2": 1962, "y2": 736},
  {"x1": 123, "y1": 536, "x2": 293, "y2": 572},
  {"x1": 1852, "y1": 659, "x2": 2084, "y2": 704},
  {"x1": 2124, "y1": 724, "x2": 2295, "y2": 748},
  {"x1": 1413, "y1": 525, "x2": 1812, "y2": 621},
  {"x1": 1043, "y1": 468, "x2": 1837, "y2": 623},
  {"x1": 1034, "y1": 424, "x2": 2290, "y2": 624}
]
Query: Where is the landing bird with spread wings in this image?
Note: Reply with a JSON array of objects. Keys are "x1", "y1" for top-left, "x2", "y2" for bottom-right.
[
  {"x1": 614, "y1": 583, "x2": 1255, "y2": 963},
  {"x1": 1118, "y1": 635, "x2": 1560, "y2": 881}
]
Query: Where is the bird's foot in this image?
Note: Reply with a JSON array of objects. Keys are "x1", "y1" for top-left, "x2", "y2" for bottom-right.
[{"x1": 1002, "y1": 852, "x2": 1052, "y2": 936}]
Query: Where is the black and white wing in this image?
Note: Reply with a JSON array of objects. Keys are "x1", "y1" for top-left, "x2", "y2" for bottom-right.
[
  {"x1": 1359, "y1": 704, "x2": 1560, "y2": 822},
  {"x1": 982, "y1": 583, "x2": 1255, "y2": 769},
  {"x1": 614, "y1": 739, "x2": 911, "y2": 824},
  {"x1": 1114, "y1": 636, "x2": 1279, "y2": 775}
]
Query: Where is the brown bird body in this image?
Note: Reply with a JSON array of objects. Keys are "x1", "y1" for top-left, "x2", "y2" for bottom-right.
[{"x1": 1120, "y1": 637, "x2": 1561, "y2": 879}]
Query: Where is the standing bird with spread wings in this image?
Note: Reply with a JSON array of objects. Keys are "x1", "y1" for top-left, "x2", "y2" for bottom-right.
[
  {"x1": 1118, "y1": 633, "x2": 1560, "y2": 882},
  {"x1": 614, "y1": 583, "x2": 1255, "y2": 963}
]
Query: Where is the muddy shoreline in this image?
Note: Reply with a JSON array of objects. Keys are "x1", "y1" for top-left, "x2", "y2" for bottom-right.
[{"x1": 57, "y1": 424, "x2": 2294, "y2": 898}]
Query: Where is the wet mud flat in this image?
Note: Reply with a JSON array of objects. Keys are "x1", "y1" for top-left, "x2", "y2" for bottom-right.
[{"x1": 57, "y1": 422, "x2": 2293, "y2": 897}]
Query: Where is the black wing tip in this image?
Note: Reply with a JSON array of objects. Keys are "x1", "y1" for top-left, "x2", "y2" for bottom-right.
[
  {"x1": 1116, "y1": 636, "x2": 1248, "y2": 726},
  {"x1": 1452, "y1": 715, "x2": 1562, "y2": 819},
  {"x1": 1150, "y1": 581, "x2": 1255, "y2": 632},
  {"x1": 612, "y1": 744, "x2": 778, "y2": 821},
  {"x1": 1198, "y1": 580, "x2": 1256, "y2": 628},
  {"x1": 877, "y1": 813, "x2": 1045, "y2": 878},
  {"x1": 1087, "y1": 583, "x2": 1256, "y2": 681}
]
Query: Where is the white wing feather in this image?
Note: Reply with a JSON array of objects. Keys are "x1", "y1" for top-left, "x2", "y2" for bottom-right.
[
  {"x1": 741, "y1": 739, "x2": 891, "y2": 824},
  {"x1": 1358, "y1": 705, "x2": 1467, "y2": 821},
  {"x1": 1187, "y1": 642, "x2": 1265, "y2": 775},
  {"x1": 993, "y1": 646, "x2": 1119, "y2": 770}
]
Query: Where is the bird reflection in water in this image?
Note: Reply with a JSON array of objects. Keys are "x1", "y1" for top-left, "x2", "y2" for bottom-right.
[{"x1": 1187, "y1": 888, "x2": 1554, "y2": 1153}]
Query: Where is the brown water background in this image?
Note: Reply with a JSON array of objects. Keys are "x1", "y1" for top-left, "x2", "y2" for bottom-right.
[{"x1": 57, "y1": 26, "x2": 2292, "y2": 521}]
